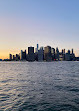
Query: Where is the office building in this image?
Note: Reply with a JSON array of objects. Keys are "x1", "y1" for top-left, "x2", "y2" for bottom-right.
[
  {"x1": 44, "y1": 46, "x2": 52, "y2": 61},
  {"x1": 35, "y1": 44, "x2": 39, "y2": 61},
  {"x1": 59, "y1": 52, "x2": 64, "y2": 61},
  {"x1": 21, "y1": 50, "x2": 26, "y2": 60},
  {"x1": 71, "y1": 49, "x2": 75, "y2": 61},
  {"x1": 13, "y1": 55, "x2": 15, "y2": 60},
  {"x1": 9, "y1": 54, "x2": 12, "y2": 60},
  {"x1": 36, "y1": 44, "x2": 39, "y2": 53},
  {"x1": 38, "y1": 47, "x2": 44, "y2": 61},
  {"x1": 28, "y1": 47, "x2": 35, "y2": 61},
  {"x1": 56, "y1": 47, "x2": 59, "y2": 60},
  {"x1": 63, "y1": 49, "x2": 66, "y2": 60},
  {"x1": 16, "y1": 54, "x2": 20, "y2": 61},
  {"x1": 65, "y1": 50, "x2": 71, "y2": 61},
  {"x1": 72, "y1": 49, "x2": 73, "y2": 54},
  {"x1": 51, "y1": 48, "x2": 55, "y2": 60}
]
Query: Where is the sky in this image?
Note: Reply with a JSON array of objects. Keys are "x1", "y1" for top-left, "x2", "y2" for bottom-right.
[{"x1": 0, "y1": 0, "x2": 79, "y2": 59}]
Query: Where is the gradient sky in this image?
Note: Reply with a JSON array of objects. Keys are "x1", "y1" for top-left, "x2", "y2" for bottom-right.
[{"x1": 0, "y1": 0, "x2": 79, "y2": 59}]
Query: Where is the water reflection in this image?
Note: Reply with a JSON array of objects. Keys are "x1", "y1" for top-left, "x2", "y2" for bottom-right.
[{"x1": 0, "y1": 61, "x2": 79, "y2": 111}]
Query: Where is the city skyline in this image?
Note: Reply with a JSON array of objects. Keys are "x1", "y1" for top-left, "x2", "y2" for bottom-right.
[
  {"x1": 0, "y1": 0, "x2": 79, "y2": 59},
  {"x1": 0, "y1": 43, "x2": 78, "y2": 59},
  {"x1": 8, "y1": 44, "x2": 76, "y2": 61}
]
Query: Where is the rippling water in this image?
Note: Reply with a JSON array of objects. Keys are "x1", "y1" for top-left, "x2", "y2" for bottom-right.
[{"x1": 0, "y1": 61, "x2": 79, "y2": 111}]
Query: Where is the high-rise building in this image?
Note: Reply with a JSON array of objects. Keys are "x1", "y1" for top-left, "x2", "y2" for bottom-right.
[
  {"x1": 72, "y1": 49, "x2": 73, "y2": 54},
  {"x1": 65, "y1": 50, "x2": 71, "y2": 61},
  {"x1": 35, "y1": 44, "x2": 39, "y2": 61},
  {"x1": 70, "y1": 49, "x2": 75, "y2": 61},
  {"x1": 37, "y1": 44, "x2": 38, "y2": 48},
  {"x1": 38, "y1": 47, "x2": 44, "y2": 61},
  {"x1": 62, "y1": 49, "x2": 64, "y2": 54},
  {"x1": 13, "y1": 55, "x2": 15, "y2": 60},
  {"x1": 28, "y1": 47, "x2": 35, "y2": 61},
  {"x1": 59, "y1": 49, "x2": 66, "y2": 61},
  {"x1": 51, "y1": 48, "x2": 55, "y2": 54},
  {"x1": 16, "y1": 54, "x2": 20, "y2": 61},
  {"x1": 63, "y1": 49, "x2": 66, "y2": 60},
  {"x1": 21, "y1": 50, "x2": 26, "y2": 60},
  {"x1": 68, "y1": 50, "x2": 70, "y2": 54},
  {"x1": 59, "y1": 53, "x2": 64, "y2": 61},
  {"x1": 36, "y1": 44, "x2": 39, "y2": 53},
  {"x1": 44, "y1": 46, "x2": 52, "y2": 61},
  {"x1": 56, "y1": 47, "x2": 59, "y2": 60},
  {"x1": 20, "y1": 51, "x2": 22, "y2": 60},
  {"x1": 9, "y1": 54, "x2": 12, "y2": 60},
  {"x1": 63, "y1": 49, "x2": 65, "y2": 54},
  {"x1": 51, "y1": 48, "x2": 55, "y2": 60},
  {"x1": 65, "y1": 53, "x2": 70, "y2": 61}
]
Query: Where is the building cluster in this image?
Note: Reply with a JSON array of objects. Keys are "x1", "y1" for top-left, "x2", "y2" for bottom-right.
[{"x1": 9, "y1": 44, "x2": 77, "y2": 61}]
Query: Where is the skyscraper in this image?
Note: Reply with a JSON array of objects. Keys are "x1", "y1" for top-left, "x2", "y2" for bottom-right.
[
  {"x1": 71, "y1": 49, "x2": 75, "y2": 61},
  {"x1": 44, "y1": 46, "x2": 52, "y2": 61},
  {"x1": 28, "y1": 47, "x2": 35, "y2": 61},
  {"x1": 13, "y1": 55, "x2": 15, "y2": 60},
  {"x1": 51, "y1": 48, "x2": 55, "y2": 60},
  {"x1": 9, "y1": 54, "x2": 12, "y2": 60},
  {"x1": 63, "y1": 49, "x2": 66, "y2": 60},
  {"x1": 56, "y1": 47, "x2": 59, "y2": 60},
  {"x1": 72, "y1": 49, "x2": 73, "y2": 54},
  {"x1": 21, "y1": 50, "x2": 26, "y2": 60},
  {"x1": 65, "y1": 50, "x2": 71, "y2": 61},
  {"x1": 16, "y1": 54, "x2": 20, "y2": 61},
  {"x1": 63, "y1": 49, "x2": 65, "y2": 54},
  {"x1": 38, "y1": 47, "x2": 44, "y2": 61},
  {"x1": 36, "y1": 44, "x2": 39, "y2": 53}
]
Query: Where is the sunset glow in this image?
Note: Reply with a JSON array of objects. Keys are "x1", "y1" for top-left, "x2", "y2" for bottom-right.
[{"x1": 0, "y1": 0, "x2": 79, "y2": 59}]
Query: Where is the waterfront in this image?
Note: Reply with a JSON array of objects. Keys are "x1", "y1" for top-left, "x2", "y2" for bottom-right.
[{"x1": 0, "y1": 61, "x2": 79, "y2": 111}]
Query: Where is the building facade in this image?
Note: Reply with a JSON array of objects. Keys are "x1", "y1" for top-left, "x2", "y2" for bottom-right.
[
  {"x1": 38, "y1": 47, "x2": 44, "y2": 61},
  {"x1": 44, "y1": 46, "x2": 52, "y2": 61},
  {"x1": 28, "y1": 47, "x2": 35, "y2": 61}
]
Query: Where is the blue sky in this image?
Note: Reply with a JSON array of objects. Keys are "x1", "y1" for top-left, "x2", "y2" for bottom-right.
[{"x1": 0, "y1": 0, "x2": 79, "y2": 58}]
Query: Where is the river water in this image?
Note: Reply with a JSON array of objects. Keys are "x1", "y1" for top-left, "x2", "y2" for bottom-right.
[{"x1": 0, "y1": 61, "x2": 79, "y2": 111}]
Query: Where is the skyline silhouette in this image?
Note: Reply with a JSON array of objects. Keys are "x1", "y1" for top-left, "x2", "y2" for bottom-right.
[{"x1": 6, "y1": 44, "x2": 78, "y2": 61}]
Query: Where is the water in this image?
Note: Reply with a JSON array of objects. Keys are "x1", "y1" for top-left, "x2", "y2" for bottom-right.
[{"x1": 0, "y1": 61, "x2": 79, "y2": 111}]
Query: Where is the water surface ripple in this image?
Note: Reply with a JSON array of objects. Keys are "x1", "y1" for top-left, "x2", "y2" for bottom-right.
[{"x1": 0, "y1": 61, "x2": 79, "y2": 111}]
